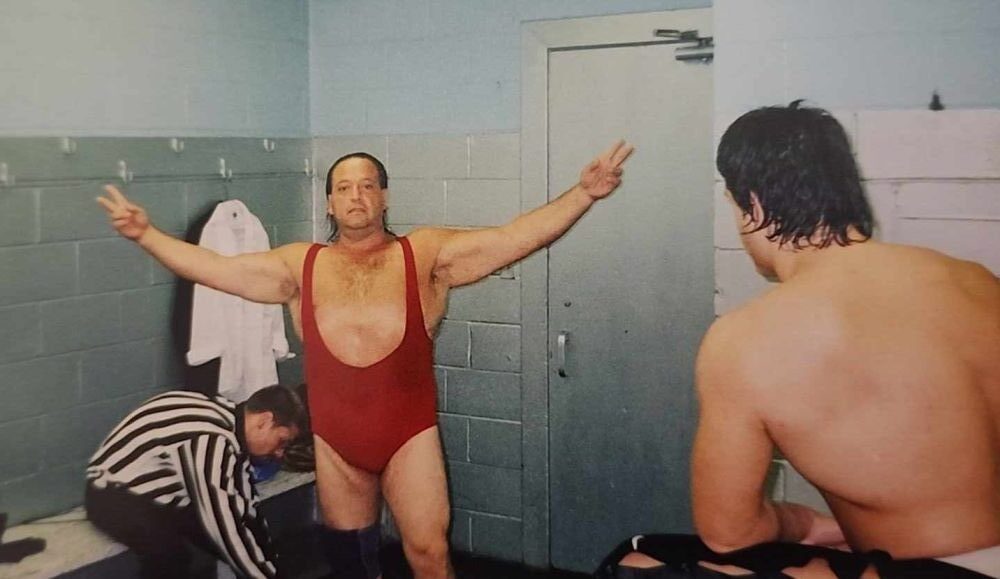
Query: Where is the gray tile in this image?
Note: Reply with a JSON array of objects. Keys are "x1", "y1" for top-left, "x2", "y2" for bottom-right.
[
  {"x1": 389, "y1": 179, "x2": 446, "y2": 225},
  {"x1": 0, "y1": 418, "x2": 42, "y2": 481},
  {"x1": 41, "y1": 294, "x2": 121, "y2": 354},
  {"x1": 39, "y1": 183, "x2": 115, "y2": 242},
  {"x1": 81, "y1": 342, "x2": 155, "y2": 402},
  {"x1": 0, "y1": 188, "x2": 38, "y2": 246},
  {"x1": 469, "y1": 133, "x2": 519, "y2": 179},
  {"x1": 42, "y1": 395, "x2": 141, "y2": 468},
  {"x1": 277, "y1": 356, "x2": 304, "y2": 387},
  {"x1": 126, "y1": 181, "x2": 187, "y2": 236},
  {"x1": 438, "y1": 413, "x2": 468, "y2": 462},
  {"x1": 0, "y1": 244, "x2": 77, "y2": 306},
  {"x1": 447, "y1": 276, "x2": 520, "y2": 323},
  {"x1": 469, "y1": 418, "x2": 521, "y2": 469},
  {"x1": 274, "y1": 221, "x2": 315, "y2": 245},
  {"x1": 150, "y1": 257, "x2": 179, "y2": 285},
  {"x1": 445, "y1": 179, "x2": 519, "y2": 227},
  {"x1": 121, "y1": 285, "x2": 174, "y2": 341},
  {"x1": 470, "y1": 513, "x2": 522, "y2": 561},
  {"x1": 449, "y1": 508, "x2": 472, "y2": 553},
  {"x1": 433, "y1": 319, "x2": 469, "y2": 367},
  {"x1": 0, "y1": 304, "x2": 42, "y2": 363},
  {"x1": 448, "y1": 462, "x2": 520, "y2": 517},
  {"x1": 151, "y1": 337, "x2": 185, "y2": 389},
  {"x1": 228, "y1": 176, "x2": 311, "y2": 225},
  {"x1": 184, "y1": 181, "x2": 229, "y2": 228},
  {"x1": 0, "y1": 461, "x2": 86, "y2": 525},
  {"x1": 79, "y1": 238, "x2": 152, "y2": 293},
  {"x1": 470, "y1": 323, "x2": 520, "y2": 372},
  {"x1": 387, "y1": 135, "x2": 467, "y2": 179},
  {"x1": 0, "y1": 354, "x2": 80, "y2": 422},
  {"x1": 446, "y1": 369, "x2": 520, "y2": 420},
  {"x1": 435, "y1": 366, "x2": 447, "y2": 410}
]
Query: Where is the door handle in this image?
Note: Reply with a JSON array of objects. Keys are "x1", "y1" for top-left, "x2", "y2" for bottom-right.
[{"x1": 557, "y1": 331, "x2": 569, "y2": 377}]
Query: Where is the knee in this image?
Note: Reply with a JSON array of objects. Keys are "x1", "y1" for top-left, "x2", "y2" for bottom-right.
[{"x1": 402, "y1": 531, "x2": 450, "y2": 571}]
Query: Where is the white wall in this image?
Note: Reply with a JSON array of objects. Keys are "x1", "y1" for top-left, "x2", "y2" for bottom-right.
[
  {"x1": 0, "y1": 0, "x2": 309, "y2": 137},
  {"x1": 308, "y1": 0, "x2": 711, "y2": 135}
]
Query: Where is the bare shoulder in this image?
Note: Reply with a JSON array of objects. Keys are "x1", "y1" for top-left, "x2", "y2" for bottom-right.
[{"x1": 271, "y1": 241, "x2": 315, "y2": 267}]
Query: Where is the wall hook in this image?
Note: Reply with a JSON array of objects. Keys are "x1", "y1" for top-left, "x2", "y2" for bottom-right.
[
  {"x1": 0, "y1": 162, "x2": 10, "y2": 187},
  {"x1": 262, "y1": 138, "x2": 276, "y2": 152},
  {"x1": 117, "y1": 160, "x2": 134, "y2": 183},
  {"x1": 169, "y1": 138, "x2": 185, "y2": 153},
  {"x1": 218, "y1": 157, "x2": 233, "y2": 180},
  {"x1": 60, "y1": 137, "x2": 77, "y2": 155},
  {"x1": 303, "y1": 158, "x2": 313, "y2": 177}
]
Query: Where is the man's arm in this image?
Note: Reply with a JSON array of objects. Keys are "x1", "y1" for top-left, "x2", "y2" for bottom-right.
[
  {"x1": 691, "y1": 317, "x2": 839, "y2": 551},
  {"x1": 97, "y1": 185, "x2": 297, "y2": 304},
  {"x1": 429, "y1": 140, "x2": 633, "y2": 288}
]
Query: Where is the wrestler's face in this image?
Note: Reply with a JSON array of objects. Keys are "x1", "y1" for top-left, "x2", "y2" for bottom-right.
[
  {"x1": 246, "y1": 412, "x2": 299, "y2": 460},
  {"x1": 328, "y1": 157, "x2": 387, "y2": 233}
]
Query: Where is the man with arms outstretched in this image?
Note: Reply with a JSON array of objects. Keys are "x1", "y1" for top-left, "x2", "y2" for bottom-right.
[
  {"x1": 613, "y1": 103, "x2": 999, "y2": 578},
  {"x1": 99, "y1": 141, "x2": 634, "y2": 579}
]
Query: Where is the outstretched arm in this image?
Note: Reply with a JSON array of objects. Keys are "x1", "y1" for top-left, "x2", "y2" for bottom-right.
[
  {"x1": 97, "y1": 185, "x2": 297, "y2": 304},
  {"x1": 429, "y1": 140, "x2": 634, "y2": 288}
]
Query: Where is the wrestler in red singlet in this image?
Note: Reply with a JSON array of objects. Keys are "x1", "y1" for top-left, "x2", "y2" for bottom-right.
[{"x1": 302, "y1": 237, "x2": 438, "y2": 473}]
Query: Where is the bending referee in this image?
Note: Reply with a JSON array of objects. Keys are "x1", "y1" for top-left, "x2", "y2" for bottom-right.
[{"x1": 84, "y1": 385, "x2": 306, "y2": 579}]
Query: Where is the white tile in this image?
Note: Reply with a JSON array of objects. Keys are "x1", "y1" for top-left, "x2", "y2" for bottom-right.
[
  {"x1": 783, "y1": 464, "x2": 831, "y2": 515},
  {"x1": 714, "y1": 248, "x2": 775, "y2": 315},
  {"x1": 470, "y1": 134, "x2": 520, "y2": 179},
  {"x1": 897, "y1": 181, "x2": 1000, "y2": 220},
  {"x1": 387, "y1": 135, "x2": 468, "y2": 179},
  {"x1": 896, "y1": 219, "x2": 1000, "y2": 275},
  {"x1": 713, "y1": 182, "x2": 743, "y2": 250},
  {"x1": 866, "y1": 182, "x2": 899, "y2": 242},
  {"x1": 389, "y1": 179, "x2": 446, "y2": 226},
  {"x1": 857, "y1": 110, "x2": 1000, "y2": 180},
  {"x1": 446, "y1": 179, "x2": 520, "y2": 227}
]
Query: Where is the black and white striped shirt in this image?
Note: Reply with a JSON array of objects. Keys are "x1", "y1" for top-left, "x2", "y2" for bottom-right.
[{"x1": 86, "y1": 390, "x2": 277, "y2": 578}]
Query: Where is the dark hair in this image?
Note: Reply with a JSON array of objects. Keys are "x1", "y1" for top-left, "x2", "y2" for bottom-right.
[
  {"x1": 716, "y1": 100, "x2": 874, "y2": 248},
  {"x1": 244, "y1": 385, "x2": 307, "y2": 431},
  {"x1": 325, "y1": 152, "x2": 392, "y2": 241}
]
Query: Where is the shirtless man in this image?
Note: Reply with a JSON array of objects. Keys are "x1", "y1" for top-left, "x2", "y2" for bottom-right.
[
  {"x1": 615, "y1": 103, "x2": 999, "y2": 578},
  {"x1": 98, "y1": 140, "x2": 634, "y2": 579}
]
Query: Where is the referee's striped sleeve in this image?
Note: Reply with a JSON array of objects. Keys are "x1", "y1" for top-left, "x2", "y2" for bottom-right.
[{"x1": 186, "y1": 433, "x2": 278, "y2": 578}]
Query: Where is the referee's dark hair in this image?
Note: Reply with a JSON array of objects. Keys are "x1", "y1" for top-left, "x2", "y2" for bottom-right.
[{"x1": 244, "y1": 385, "x2": 307, "y2": 430}]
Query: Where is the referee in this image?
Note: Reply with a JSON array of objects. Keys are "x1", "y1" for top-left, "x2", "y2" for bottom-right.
[{"x1": 84, "y1": 385, "x2": 307, "y2": 579}]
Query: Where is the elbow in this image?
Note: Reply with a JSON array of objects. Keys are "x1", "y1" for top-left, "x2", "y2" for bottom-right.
[{"x1": 695, "y1": 513, "x2": 778, "y2": 554}]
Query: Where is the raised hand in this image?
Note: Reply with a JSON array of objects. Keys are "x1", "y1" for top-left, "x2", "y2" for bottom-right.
[
  {"x1": 96, "y1": 184, "x2": 151, "y2": 241},
  {"x1": 578, "y1": 139, "x2": 635, "y2": 200}
]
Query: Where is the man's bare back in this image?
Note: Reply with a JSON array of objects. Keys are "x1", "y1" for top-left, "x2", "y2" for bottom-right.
[{"x1": 727, "y1": 241, "x2": 1000, "y2": 559}]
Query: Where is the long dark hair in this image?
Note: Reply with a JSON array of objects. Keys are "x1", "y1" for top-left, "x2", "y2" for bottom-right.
[
  {"x1": 716, "y1": 100, "x2": 874, "y2": 248},
  {"x1": 325, "y1": 152, "x2": 393, "y2": 241}
]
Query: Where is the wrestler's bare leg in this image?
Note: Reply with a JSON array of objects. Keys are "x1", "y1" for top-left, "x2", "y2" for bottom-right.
[
  {"x1": 314, "y1": 435, "x2": 381, "y2": 528},
  {"x1": 381, "y1": 426, "x2": 454, "y2": 579}
]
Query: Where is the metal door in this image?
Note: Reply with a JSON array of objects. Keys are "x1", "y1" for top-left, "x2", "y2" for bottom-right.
[{"x1": 547, "y1": 41, "x2": 714, "y2": 572}]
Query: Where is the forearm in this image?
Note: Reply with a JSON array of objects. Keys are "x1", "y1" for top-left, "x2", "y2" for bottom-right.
[
  {"x1": 135, "y1": 227, "x2": 293, "y2": 303},
  {"x1": 770, "y1": 501, "x2": 820, "y2": 542},
  {"x1": 498, "y1": 184, "x2": 595, "y2": 258},
  {"x1": 136, "y1": 226, "x2": 229, "y2": 288}
]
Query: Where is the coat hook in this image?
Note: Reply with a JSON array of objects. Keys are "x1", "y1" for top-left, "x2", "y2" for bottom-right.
[
  {"x1": 117, "y1": 160, "x2": 134, "y2": 183},
  {"x1": 262, "y1": 138, "x2": 276, "y2": 152},
  {"x1": 169, "y1": 138, "x2": 185, "y2": 153},
  {"x1": 60, "y1": 137, "x2": 77, "y2": 155},
  {"x1": 218, "y1": 158, "x2": 233, "y2": 181},
  {"x1": 0, "y1": 162, "x2": 10, "y2": 187},
  {"x1": 303, "y1": 158, "x2": 313, "y2": 177}
]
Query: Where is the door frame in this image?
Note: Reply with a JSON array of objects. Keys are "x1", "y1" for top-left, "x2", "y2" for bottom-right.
[{"x1": 519, "y1": 9, "x2": 714, "y2": 568}]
